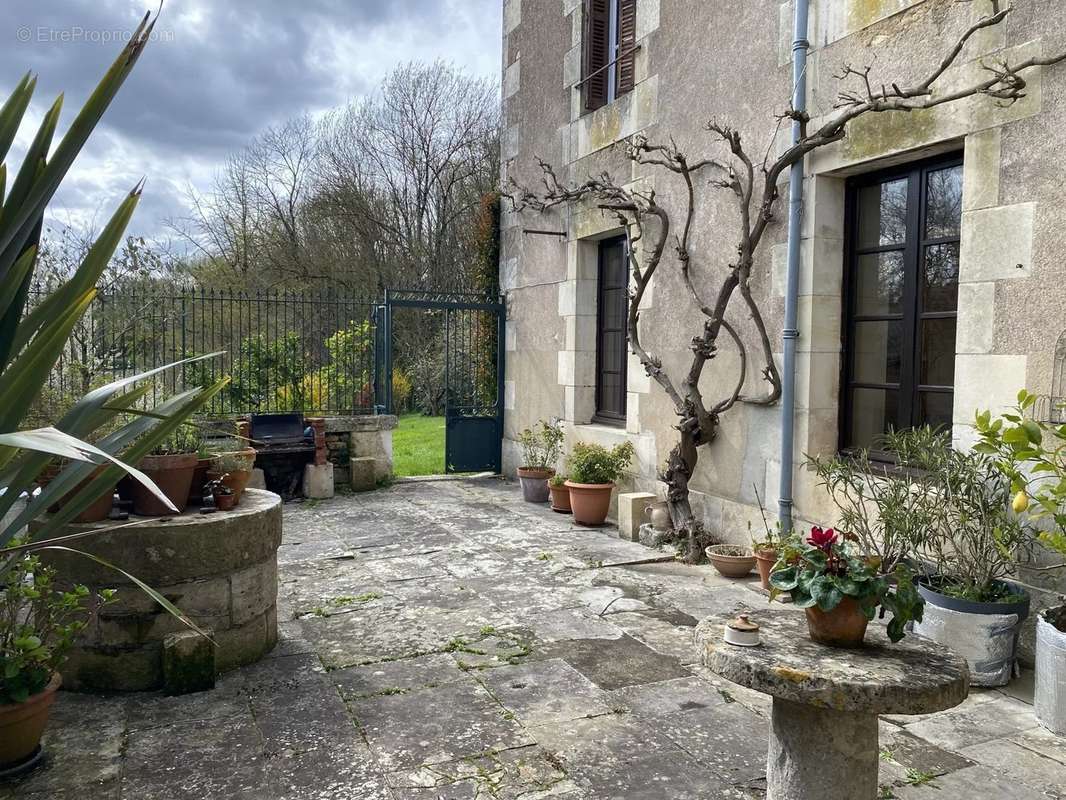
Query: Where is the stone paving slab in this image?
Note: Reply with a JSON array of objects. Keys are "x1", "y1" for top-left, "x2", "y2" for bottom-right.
[{"x1": 3, "y1": 478, "x2": 1064, "y2": 799}]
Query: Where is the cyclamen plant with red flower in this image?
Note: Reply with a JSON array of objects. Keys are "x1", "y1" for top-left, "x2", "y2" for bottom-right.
[{"x1": 769, "y1": 525, "x2": 924, "y2": 642}]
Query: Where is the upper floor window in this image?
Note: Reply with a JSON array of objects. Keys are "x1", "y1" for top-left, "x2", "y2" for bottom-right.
[
  {"x1": 841, "y1": 154, "x2": 964, "y2": 453},
  {"x1": 582, "y1": 0, "x2": 637, "y2": 112}
]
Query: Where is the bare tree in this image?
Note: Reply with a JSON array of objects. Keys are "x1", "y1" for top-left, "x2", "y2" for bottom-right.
[
  {"x1": 317, "y1": 61, "x2": 501, "y2": 292},
  {"x1": 507, "y1": 2, "x2": 1065, "y2": 562}
]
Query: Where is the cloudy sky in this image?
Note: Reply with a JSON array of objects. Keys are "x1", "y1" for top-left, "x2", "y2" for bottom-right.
[{"x1": 1, "y1": 0, "x2": 501, "y2": 245}]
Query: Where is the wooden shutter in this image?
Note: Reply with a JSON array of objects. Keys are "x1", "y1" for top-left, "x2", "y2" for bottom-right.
[
  {"x1": 583, "y1": 0, "x2": 610, "y2": 111},
  {"x1": 616, "y1": 0, "x2": 637, "y2": 95}
]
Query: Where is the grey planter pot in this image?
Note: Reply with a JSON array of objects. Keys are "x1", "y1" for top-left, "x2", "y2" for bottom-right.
[
  {"x1": 914, "y1": 578, "x2": 1029, "y2": 687},
  {"x1": 1035, "y1": 605, "x2": 1066, "y2": 736},
  {"x1": 517, "y1": 468, "x2": 553, "y2": 503}
]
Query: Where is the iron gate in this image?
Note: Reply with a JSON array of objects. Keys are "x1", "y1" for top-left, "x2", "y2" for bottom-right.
[{"x1": 376, "y1": 289, "x2": 505, "y2": 474}]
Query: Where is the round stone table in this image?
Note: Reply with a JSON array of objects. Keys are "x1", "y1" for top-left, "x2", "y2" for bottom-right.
[{"x1": 695, "y1": 607, "x2": 969, "y2": 800}]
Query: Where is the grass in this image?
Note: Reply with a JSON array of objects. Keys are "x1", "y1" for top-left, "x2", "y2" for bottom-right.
[{"x1": 392, "y1": 413, "x2": 445, "y2": 476}]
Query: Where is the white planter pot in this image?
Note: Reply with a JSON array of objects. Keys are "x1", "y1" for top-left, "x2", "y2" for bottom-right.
[
  {"x1": 914, "y1": 580, "x2": 1029, "y2": 687},
  {"x1": 1035, "y1": 607, "x2": 1066, "y2": 736}
]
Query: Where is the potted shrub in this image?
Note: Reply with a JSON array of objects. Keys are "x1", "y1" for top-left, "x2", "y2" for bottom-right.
[
  {"x1": 705, "y1": 544, "x2": 756, "y2": 578},
  {"x1": 0, "y1": 549, "x2": 114, "y2": 770},
  {"x1": 564, "y1": 441, "x2": 635, "y2": 526},
  {"x1": 516, "y1": 421, "x2": 564, "y2": 503},
  {"x1": 548, "y1": 474, "x2": 572, "y2": 514},
  {"x1": 811, "y1": 426, "x2": 1034, "y2": 683},
  {"x1": 206, "y1": 475, "x2": 237, "y2": 512},
  {"x1": 769, "y1": 526, "x2": 924, "y2": 647},
  {"x1": 132, "y1": 425, "x2": 202, "y2": 516}
]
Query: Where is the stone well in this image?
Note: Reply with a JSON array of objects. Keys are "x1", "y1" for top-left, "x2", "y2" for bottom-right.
[{"x1": 38, "y1": 488, "x2": 282, "y2": 692}]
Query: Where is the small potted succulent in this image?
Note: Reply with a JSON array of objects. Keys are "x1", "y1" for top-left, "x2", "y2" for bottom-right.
[
  {"x1": 548, "y1": 474, "x2": 572, "y2": 514},
  {"x1": 705, "y1": 544, "x2": 756, "y2": 578},
  {"x1": 0, "y1": 549, "x2": 114, "y2": 770},
  {"x1": 133, "y1": 425, "x2": 202, "y2": 516},
  {"x1": 769, "y1": 526, "x2": 925, "y2": 648},
  {"x1": 564, "y1": 441, "x2": 635, "y2": 526},
  {"x1": 516, "y1": 420, "x2": 564, "y2": 503},
  {"x1": 205, "y1": 475, "x2": 236, "y2": 511}
]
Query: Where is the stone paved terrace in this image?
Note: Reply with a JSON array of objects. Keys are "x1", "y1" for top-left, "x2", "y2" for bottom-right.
[{"x1": 5, "y1": 478, "x2": 1065, "y2": 799}]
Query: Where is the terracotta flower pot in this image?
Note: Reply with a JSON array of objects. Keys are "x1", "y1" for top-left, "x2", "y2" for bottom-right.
[
  {"x1": 564, "y1": 481, "x2": 613, "y2": 526},
  {"x1": 213, "y1": 449, "x2": 257, "y2": 502},
  {"x1": 133, "y1": 453, "x2": 198, "y2": 516},
  {"x1": 517, "y1": 467, "x2": 554, "y2": 503},
  {"x1": 38, "y1": 466, "x2": 114, "y2": 523},
  {"x1": 754, "y1": 547, "x2": 778, "y2": 590},
  {"x1": 805, "y1": 596, "x2": 869, "y2": 648},
  {"x1": 188, "y1": 457, "x2": 215, "y2": 505},
  {"x1": 705, "y1": 545, "x2": 756, "y2": 578},
  {"x1": 549, "y1": 482, "x2": 572, "y2": 513},
  {"x1": 0, "y1": 673, "x2": 61, "y2": 769},
  {"x1": 213, "y1": 491, "x2": 237, "y2": 511}
]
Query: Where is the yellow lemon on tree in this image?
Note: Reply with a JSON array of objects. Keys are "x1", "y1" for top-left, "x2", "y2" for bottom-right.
[{"x1": 1012, "y1": 490, "x2": 1030, "y2": 513}]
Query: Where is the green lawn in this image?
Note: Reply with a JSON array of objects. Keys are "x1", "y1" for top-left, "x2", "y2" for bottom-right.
[{"x1": 392, "y1": 413, "x2": 445, "y2": 476}]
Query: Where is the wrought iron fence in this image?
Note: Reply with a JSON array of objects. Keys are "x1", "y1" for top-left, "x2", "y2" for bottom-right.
[{"x1": 27, "y1": 285, "x2": 382, "y2": 422}]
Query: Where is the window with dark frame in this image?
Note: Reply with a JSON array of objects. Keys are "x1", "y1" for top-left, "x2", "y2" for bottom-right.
[
  {"x1": 595, "y1": 236, "x2": 629, "y2": 424},
  {"x1": 582, "y1": 0, "x2": 637, "y2": 112},
  {"x1": 841, "y1": 154, "x2": 964, "y2": 454}
]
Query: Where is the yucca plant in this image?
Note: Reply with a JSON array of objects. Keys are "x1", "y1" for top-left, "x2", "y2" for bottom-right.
[{"x1": 0, "y1": 12, "x2": 226, "y2": 617}]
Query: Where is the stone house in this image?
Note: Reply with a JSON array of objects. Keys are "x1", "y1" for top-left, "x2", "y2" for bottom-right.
[{"x1": 498, "y1": 1, "x2": 1065, "y2": 619}]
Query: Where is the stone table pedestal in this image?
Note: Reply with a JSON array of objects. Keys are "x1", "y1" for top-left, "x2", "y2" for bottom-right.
[{"x1": 695, "y1": 608, "x2": 969, "y2": 800}]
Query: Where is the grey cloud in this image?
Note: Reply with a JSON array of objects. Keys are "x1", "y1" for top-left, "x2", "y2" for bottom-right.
[{"x1": 1, "y1": 0, "x2": 500, "y2": 240}]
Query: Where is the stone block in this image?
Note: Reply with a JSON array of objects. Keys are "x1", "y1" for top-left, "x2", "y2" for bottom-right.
[
  {"x1": 213, "y1": 607, "x2": 277, "y2": 673},
  {"x1": 616, "y1": 492, "x2": 656, "y2": 542},
  {"x1": 350, "y1": 456, "x2": 378, "y2": 492},
  {"x1": 302, "y1": 462, "x2": 335, "y2": 499},
  {"x1": 230, "y1": 560, "x2": 278, "y2": 626},
  {"x1": 63, "y1": 643, "x2": 162, "y2": 692},
  {"x1": 162, "y1": 630, "x2": 216, "y2": 695},
  {"x1": 350, "y1": 426, "x2": 393, "y2": 481}
]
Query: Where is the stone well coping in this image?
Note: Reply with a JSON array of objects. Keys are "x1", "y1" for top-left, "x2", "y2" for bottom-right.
[
  {"x1": 694, "y1": 605, "x2": 969, "y2": 716},
  {"x1": 36, "y1": 488, "x2": 282, "y2": 588},
  {"x1": 322, "y1": 414, "x2": 398, "y2": 434}
]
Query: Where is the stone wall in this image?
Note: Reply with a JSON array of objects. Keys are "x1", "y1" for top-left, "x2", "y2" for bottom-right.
[
  {"x1": 501, "y1": 0, "x2": 1066, "y2": 659},
  {"x1": 40, "y1": 489, "x2": 283, "y2": 691},
  {"x1": 321, "y1": 415, "x2": 397, "y2": 486}
]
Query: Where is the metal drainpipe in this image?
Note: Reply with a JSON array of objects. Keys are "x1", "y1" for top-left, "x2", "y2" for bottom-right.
[{"x1": 778, "y1": 0, "x2": 810, "y2": 534}]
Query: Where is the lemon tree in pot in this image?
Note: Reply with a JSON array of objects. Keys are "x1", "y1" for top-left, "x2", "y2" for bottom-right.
[
  {"x1": 0, "y1": 548, "x2": 114, "y2": 770},
  {"x1": 516, "y1": 421, "x2": 563, "y2": 503},
  {"x1": 769, "y1": 526, "x2": 925, "y2": 648},
  {"x1": 564, "y1": 441, "x2": 634, "y2": 526},
  {"x1": 975, "y1": 389, "x2": 1066, "y2": 721}
]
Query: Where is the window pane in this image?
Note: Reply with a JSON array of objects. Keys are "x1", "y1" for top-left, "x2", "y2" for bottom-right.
[
  {"x1": 851, "y1": 320, "x2": 902, "y2": 385},
  {"x1": 920, "y1": 318, "x2": 956, "y2": 386},
  {"x1": 849, "y1": 387, "x2": 898, "y2": 450},
  {"x1": 925, "y1": 165, "x2": 963, "y2": 239},
  {"x1": 855, "y1": 251, "x2": 905, "y2": 315},
  {"x1": 918, "y1": 391, "x2": 954, "y2": 432},
  {"x1": 923, "y1": 242, "x2": 960, "y2": 312},
  {"x1": 857, "y1": 179, "x2": 908, "y2": 248}
]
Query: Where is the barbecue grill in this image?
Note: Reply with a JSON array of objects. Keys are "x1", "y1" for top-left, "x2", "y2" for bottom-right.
[{"x1": 249, "y1": 413, "x2": 315, "y2": 498}]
